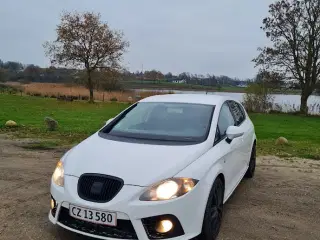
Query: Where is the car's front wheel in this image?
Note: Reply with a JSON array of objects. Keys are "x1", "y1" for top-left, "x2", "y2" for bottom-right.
[
  {"x1": 199, "y1": 177, "x2": 224, "y2": 240},
  {"x1": 245, "y1": 142, "x2": 256, "y2": 178}
]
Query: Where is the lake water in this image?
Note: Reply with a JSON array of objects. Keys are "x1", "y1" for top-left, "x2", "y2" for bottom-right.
[{"x1": 134, "y1": 89, "x2": 320, "y2": 114}]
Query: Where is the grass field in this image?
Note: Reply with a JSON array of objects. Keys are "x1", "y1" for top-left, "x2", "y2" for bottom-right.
[{"x1": 0, "y1": 94, "x2": 319, "y2": 159}]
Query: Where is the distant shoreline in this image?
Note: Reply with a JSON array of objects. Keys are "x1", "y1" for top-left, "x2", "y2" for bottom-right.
[
  {"x1": 4, "y1": 81, "x2": 308, "y2": 96},
  {"x1": 129, "y1": 86, "x2": 303, "y2": 95}
]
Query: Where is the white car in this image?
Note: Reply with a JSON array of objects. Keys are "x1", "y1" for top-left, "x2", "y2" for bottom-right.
[{"x1": 49, "y1": 94, "x2": 256, "y2": 240}]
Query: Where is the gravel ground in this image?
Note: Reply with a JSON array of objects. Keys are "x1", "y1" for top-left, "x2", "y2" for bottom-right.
[{"x1": 0, "y1": 135, "x2": 319, "y2": 240}]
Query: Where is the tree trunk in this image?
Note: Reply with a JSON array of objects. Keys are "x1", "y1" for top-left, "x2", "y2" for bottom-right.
[
  {"x1": 300, "y1": 91, "x2": 310, "y2": 115},
  {"x1": 87, "y1": 70, "x2": 94, "y2": 103}
]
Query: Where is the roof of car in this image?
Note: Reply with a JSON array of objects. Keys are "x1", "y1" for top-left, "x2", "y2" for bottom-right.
[{"x1": 140, "y1": 93, "x2": 233, "y2": 105}]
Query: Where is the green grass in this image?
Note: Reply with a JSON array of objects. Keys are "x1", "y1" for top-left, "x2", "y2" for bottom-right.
[
  {"x1": 250, "y1": 114, "x2": 320, "y2": 159},
  {"x1": 0, "y1": 94, "x2": 319, "y2": 159},
  {"x1": 0, "y1": 94, "x2": 130, "y2": 145}
]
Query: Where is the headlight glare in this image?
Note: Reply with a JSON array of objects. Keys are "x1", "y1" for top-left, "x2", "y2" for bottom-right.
[
  {"x1": 140, "y1": 178, "x2": 198, "y2": 201},
  {"x1": 156, "y1": 180, "x2": 179, "y2": 200},
  {"x1": 52, "y1": 160, "x2": 64, "y2": 187}
]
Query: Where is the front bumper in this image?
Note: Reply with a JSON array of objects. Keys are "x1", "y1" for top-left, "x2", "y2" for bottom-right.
[{"x1": 49, "y1": 175, "x2": 208, "y2": 240}]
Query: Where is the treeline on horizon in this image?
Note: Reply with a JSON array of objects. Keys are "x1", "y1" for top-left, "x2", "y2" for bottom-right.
[
  {"x1": 0, "y1": 58, "x2": 312, "y2": 93},
  {"x1": 0, "y1": 59, "x2": 254, "y2": 88}
]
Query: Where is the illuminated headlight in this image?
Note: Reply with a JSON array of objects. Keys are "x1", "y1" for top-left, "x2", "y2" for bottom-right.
[
  {"x1": 52, "y1": 160, "x2": 64, "y2": 187},
  {"x1": 140, "y1": 178, "x2": 198, "y2": 201}
]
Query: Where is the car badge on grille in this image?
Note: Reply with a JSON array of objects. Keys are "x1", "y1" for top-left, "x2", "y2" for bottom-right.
[{"x1": 90, "y1": 181, "x2": 103, "y2": 195}]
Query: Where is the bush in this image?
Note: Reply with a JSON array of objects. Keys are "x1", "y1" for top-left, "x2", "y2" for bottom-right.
[
  {"x1": 0, "y1": 83, "x2": 23, "y2": 94},
  {"x1": 110, "y1": 97, "x2": 118, "y2": 102},
  {"x1": 243, "y1": 82, "x2": 274, "y2": 113},
  {"x1": 57, "y1": 95, "x2": 74, "y2": 101},
  {"x1": 135, "y1": 95, "x2": 141, "y2": 101},
  {"x1": 19, "y1": 79, "x2": 31, "y2": 84},
  {"x1": 81, "y1": 96, "x2": 89, "y2": 101}
]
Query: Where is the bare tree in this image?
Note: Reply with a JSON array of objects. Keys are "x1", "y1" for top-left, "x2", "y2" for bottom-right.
[
  {"x1": 44, "y1": 11, "x2": 129, "y2": 102},
  {"x1": 253, "y1": 0, "x2": 320, "y2": 114}
]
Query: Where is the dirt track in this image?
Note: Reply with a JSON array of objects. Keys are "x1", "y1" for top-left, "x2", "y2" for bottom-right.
[{"x1": 0, "y1": 135, "x2": 319, "y2": 240}]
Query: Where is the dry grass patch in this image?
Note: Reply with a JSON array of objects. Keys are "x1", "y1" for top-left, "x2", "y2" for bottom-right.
[{"x1": 21, "y1": 82, "x2": 165, "y2": 102}]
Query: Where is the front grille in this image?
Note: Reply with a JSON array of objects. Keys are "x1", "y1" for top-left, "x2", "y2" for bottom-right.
[
  {"x1": 78, "y1": 174, "x2": 124, "y2": 203},
  {"x1": 58, "y1": 207, "x2": 138, "y2": 239}
]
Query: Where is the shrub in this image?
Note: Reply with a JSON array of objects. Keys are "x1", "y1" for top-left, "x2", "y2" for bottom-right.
[
  {"x1": 269, "y1": 103, "x2": 283, "y2": 113},
  {"x1": 110, "y1": 97, "x2": 118, "y2": 102},
  {"x1": 81, "y1": 96, "x2": 89, "y2": 101},
  {"x1": 0, "y1": 83, "x2": 23, "y2": 94},
  {"x1": 135, "y1": 95, "x2": 141, "y2": 101},
  {"x1": 243, "y1": 82, "x2": 274, "y2": 113},
  {"x1": 57, "y1": 95, "x2": 74, "y2": 102},
  {"x1": 19, "y1": 79, "x2": 31, "y2": 84}
]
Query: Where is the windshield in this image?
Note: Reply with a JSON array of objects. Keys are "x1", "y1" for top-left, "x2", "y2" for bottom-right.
[{"x1": 102, "y1": 102, "x2": 215, "y2": 143}]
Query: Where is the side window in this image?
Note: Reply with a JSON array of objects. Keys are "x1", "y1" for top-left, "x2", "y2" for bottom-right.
[
  {"x1": 228, "y1": 101, "x2": 246, "y2": 126},
  {"x1": 215, "y1": 103, "x2": 235, "y2": 143}
]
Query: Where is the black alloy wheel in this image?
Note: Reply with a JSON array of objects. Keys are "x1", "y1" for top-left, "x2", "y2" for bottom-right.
[
  {"x1": 245, "y1": 143, "x2": 256, "y2": 178},
  {"x1": 199, "y1": 177, "x2": 224, "y2": 240}
]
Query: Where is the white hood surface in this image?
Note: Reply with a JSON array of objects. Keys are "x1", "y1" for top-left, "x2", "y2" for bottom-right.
[{"x1": 63, "y1": 133, "x2": 209, "y2": 186}]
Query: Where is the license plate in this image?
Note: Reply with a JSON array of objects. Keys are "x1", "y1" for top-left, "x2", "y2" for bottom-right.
[{"x1": 69, "y1": 204, "x2": 117, "y2": 226}]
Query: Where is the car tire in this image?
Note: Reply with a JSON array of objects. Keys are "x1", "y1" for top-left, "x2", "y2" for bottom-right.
[
  {"x1": 245, "y1": 142, "x2": 256, "y2": 178},
  {"x1": 199, "y1": 177, "x2": 224, "y2": 240}
]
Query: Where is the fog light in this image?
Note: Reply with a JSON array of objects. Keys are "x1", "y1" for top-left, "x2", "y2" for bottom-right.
[
  {"x1": 155, "y1": 220, "x2": 173, "y2": 233},
  {"x1": 50, "y1": 199, "x2": 55, "y2": 209},
  {"x1": 50, "y1": 196, "x2": 58, "y2": 217},
  {"x1": 50, "y1": 196, "x2": 57, "y2": 209}
]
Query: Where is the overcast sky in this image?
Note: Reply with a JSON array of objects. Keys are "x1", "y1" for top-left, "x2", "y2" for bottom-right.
[{"x1": 0, "y1": 0, "x2": 273, "y2": 79}]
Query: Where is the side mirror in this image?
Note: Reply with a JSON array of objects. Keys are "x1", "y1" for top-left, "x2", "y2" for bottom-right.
[
  {"x1": 226, "y1": 126, "x2": 244, "y2": 144},
  {"x1": 105, "y1": 118, "x2": 114, "y2": 125}
]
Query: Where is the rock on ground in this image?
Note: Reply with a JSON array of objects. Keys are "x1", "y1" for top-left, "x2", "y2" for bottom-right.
[
  {"x1": 275, "y1": 136, "x2": 289, "y2": 145},
  {"x1": 5, "y1": 120, "x2": 17, "y2": 127}
]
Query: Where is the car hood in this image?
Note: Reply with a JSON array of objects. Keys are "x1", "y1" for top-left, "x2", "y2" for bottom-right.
[{"x1": 63, "y1": 133, "x2": 209, "y2": 186}]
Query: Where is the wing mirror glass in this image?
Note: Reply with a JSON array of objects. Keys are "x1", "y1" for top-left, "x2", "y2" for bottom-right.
[{"x1": 226, "y1": 126, "x2": 244, "y2": 143}]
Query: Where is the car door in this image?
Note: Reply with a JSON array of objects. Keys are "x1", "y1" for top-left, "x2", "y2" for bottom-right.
[
  {"x1": 228, "y1": 100, "x2": 252, "y2": 169},
  {"x1": 214, "y1": 102, "x2": 243, "y2": 198}
]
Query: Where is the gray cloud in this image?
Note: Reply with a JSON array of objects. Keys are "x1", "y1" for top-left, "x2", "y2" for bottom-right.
[{"x1": 0, "y1": 0, "x2": 273, "y2": 79}]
